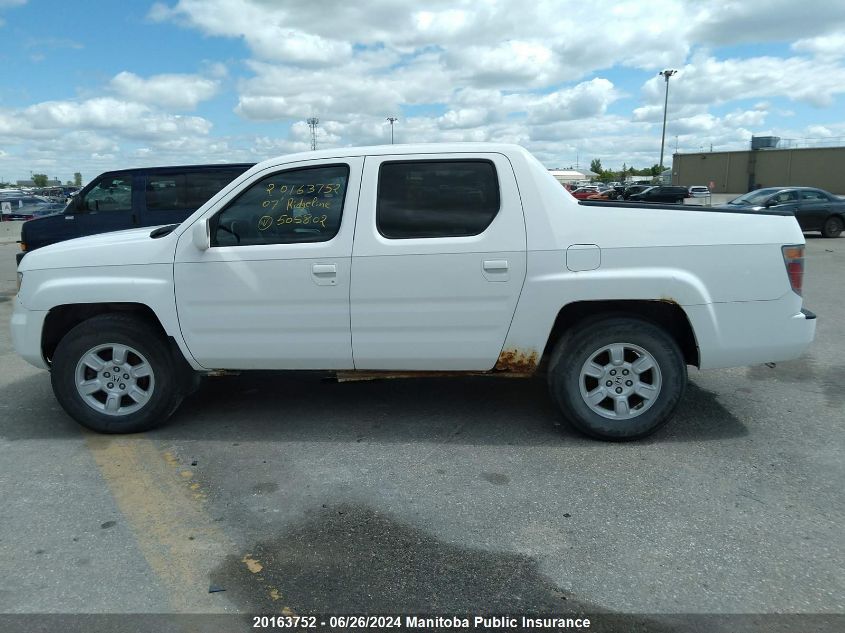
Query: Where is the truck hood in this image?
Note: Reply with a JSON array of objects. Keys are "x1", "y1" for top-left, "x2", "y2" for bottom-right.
[{"x1": 18, "y1": 225, "x2": 178, "y2": 272}]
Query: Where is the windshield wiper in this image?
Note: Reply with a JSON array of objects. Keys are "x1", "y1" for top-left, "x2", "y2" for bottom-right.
[{"x1": 149, "y1": 224, "x2": 179, "y2": 239}]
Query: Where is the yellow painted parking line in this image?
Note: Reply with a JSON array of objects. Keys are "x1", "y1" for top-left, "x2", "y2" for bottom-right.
[{"x1": 84, "y1": 434, "x2": 292, "y2": 613}]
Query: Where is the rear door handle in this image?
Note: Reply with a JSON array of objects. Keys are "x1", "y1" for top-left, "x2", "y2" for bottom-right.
[
  {"x1": 483, "y1": 260, "x2": 509, "y2": 272},
  {"x1": 482, "y1": 259, "x2": 509, "y2": 282},
  {"x1": 311, "y1": 263, "x2": 337, "y2": 286}
]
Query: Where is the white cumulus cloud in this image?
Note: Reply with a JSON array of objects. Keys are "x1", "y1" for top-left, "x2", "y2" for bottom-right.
[{"x1": 110, "y1": 71, "x2": 220, "y2": 110}]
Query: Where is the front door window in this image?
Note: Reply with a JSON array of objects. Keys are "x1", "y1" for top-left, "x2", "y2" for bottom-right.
[{"x1": 82, "y1": 177, "x2": 132, "y2": 212}]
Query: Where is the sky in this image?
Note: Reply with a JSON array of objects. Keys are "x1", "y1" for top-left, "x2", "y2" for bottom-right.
[{"x1": 1, "y1": 0, "x2": 845, "y2": 183}]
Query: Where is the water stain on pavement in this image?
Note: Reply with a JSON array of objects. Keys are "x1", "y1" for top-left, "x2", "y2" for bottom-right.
[
  {"x1": 252, "y1": 482, "x2": 280, "y2": 495},
  {"x1": 480, "y1": 472, "x2": 510, "y2": 485},
  {"x1": 208, "y1": 504, "x2": 679, "y2": 631},
  {"x1": 746, "y1": 357, "x2": 845, "y2": 409}
]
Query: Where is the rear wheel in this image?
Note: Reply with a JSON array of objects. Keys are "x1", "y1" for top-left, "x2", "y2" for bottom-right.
[
  {"x1": 548, "y1": 317, "x2": 687, "y2": 440},
  {"x1": 821, "y1": 215, "x2": 843, "y2": 238},
  {"x1": 51, "y1": 313, "x2": 184, "y2": 433}
]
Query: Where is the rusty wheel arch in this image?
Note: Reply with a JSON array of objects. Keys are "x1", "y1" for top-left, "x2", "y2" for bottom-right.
[{"x1": 541, "y1": 299, "x2": 700, "y2": 369}]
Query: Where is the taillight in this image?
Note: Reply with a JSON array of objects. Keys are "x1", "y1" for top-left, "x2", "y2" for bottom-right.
[{"x1": 782, "y1": 245, "x2": 804, "y2": 296}]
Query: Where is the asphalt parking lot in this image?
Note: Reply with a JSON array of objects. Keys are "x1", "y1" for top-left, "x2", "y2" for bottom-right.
[{"x1": 0, "y1": 233, "x2": 842, "y2": 627}]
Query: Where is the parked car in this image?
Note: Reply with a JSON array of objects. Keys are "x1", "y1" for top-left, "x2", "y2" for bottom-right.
[
  {"x1": 627, "y1": 186, "x2": 690, "y2": 204},
  {"x1": 586, "y1": 190, "x2": 621, "y2": 201},
  {"x1": 716, "y1": 187, "x2": 845, "y2": 238},
  {"x1": 688, "y1": 186, "x2": 711, "y2": 198},
  {"x1": 619, "y1": 185, "x2": 651, "y2": 199},
  {"x1": 1, "y1": 196, "x2": 56, "y2": 221},
  {"x1": 13, "y1": 143, "x2": 815, "y2": 441},
  {"x1": 16, "y1": 163, "x2": 254, "y2": 264},
  {"x1": 570, "y1": 186, "x2": 601, "y2": 200},
  {"x1": 609, "y1": 185, "x2": 627, "y2": 199}
]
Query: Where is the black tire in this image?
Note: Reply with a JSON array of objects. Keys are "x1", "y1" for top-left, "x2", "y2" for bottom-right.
[
  {"x1": 821, "y1": 215, "x2": 844, "y2": 238},
  {"x1": 547, "y1": 316, "x2": 687, "y2": 441},
  {"x1": 51, "y1": 313, "x2": 184, "y2": 433}
]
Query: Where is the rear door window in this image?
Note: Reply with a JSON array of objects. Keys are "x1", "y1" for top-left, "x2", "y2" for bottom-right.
[
  {"x1": 376, "y1": 160, "x2": 500, "y2": 239},
  {"x1": 800, "y1": 190, "x2": 827, "y2": 202},
  {"x1": 146, "y1": 169, "x2": 245, "y2": 212},
  {"x1": 146, "y1": 174, "x2": 186, "y2": 210}
]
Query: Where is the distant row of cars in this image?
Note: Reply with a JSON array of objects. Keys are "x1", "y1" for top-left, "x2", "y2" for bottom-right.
[
  {"x1": 568, "y1": 182, "x2": 845, "y2": 238},
  {"x1": 569, "y1": 184, "x2": 700, "y2": 204},
  {"x1": 0, "y1": 191, "x2": 68, "y2": 221}
]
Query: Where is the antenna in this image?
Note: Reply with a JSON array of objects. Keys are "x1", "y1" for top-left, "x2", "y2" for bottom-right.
[{"x1": 306, "y1": 117, "x2": 319, "y2": 151}]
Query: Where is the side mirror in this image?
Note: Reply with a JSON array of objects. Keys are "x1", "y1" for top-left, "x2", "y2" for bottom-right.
[
  {"x1": 764, "y1": 199, "x2": 775, "y2": 208},
  {"x1": 192, "y1": 219, "x2": 210, "y2": 251}
]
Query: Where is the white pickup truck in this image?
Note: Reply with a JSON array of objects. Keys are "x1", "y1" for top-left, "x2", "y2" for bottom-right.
[{"x1": 11, "y1": 143, "x2": 816, "y2": 440}]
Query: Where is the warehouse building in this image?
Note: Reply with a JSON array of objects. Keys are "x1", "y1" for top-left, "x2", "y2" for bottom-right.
[
  {"x1": 548, "y1": 169, "x2": 599, "y2": 185},
  {"x1": 671, "y1": 139, "x2": 845, "y2": 194}
]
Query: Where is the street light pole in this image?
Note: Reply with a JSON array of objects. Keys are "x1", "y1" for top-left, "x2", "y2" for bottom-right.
[
  {"x1": 658, "y1": 69, "x2": 677, "y2": 172},
  {"x1": 386, "y1": 117, "x2": 398, "y2": 144}
]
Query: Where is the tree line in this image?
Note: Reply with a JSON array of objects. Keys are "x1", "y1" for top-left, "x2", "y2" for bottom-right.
[
  {"x1": 589, "y1": 159, "x2": 662, "y2": 182},
  {"x1": 1, "y1": 173, "x2": 82, "y2": 188}
]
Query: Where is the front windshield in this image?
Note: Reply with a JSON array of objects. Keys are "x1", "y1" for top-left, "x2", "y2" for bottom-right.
[{"x1": 729, "y1": 188, "x2": 780, "y2": 205}]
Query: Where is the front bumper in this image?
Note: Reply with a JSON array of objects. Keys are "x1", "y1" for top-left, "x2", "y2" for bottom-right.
[{"x1": 10, "y1": 296, "x2": 49, "y2": 370}]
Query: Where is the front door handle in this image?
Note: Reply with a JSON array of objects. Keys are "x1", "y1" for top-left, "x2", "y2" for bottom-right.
[{"x1": 311, "y1": 263, "x2": 337, "y2": 286}]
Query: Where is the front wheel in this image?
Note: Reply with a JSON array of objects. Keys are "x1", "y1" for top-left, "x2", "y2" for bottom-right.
[
  {"x1": 51, "y1": 313, "x2": 184, "y2": 433},
  {"x1": 547, "y1": 317, "x2": 687, "y2": 440},
  {"x1": 821, "y1": 215, "x2": 844, "y2": 238}
]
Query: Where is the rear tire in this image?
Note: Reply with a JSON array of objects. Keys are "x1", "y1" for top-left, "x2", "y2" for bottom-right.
[
  {"x1": 821, "y1": 215, "x2": 843, "y2": 238},
  {"x1": 547, "y1": 317, "x2": 687, "y2": 441},
  {"x1": 51, "y1": 313, "x2": 184, "y2": 433}
]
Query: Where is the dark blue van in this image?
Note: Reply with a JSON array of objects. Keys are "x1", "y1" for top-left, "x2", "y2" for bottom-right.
[{"x1": 16, "y1": 163, "x2": 253, "y2": 265}]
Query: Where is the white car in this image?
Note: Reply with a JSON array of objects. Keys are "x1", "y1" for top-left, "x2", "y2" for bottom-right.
[
  {"x1": 688, "y1": 186, "x2": 711, "y2": 198},
  {"x1": 12, "y1": 143, "x2": 815, "y2": 440}
]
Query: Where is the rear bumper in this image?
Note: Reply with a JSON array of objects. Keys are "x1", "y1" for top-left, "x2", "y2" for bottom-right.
[
  {"x1": 10, "y1": 296, "x2": 49, "y2": 370},
  {"x1": 686, "y1": 297, "x2": 817, "y2": 370}
]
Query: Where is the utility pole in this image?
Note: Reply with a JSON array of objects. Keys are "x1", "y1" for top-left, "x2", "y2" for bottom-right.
[
  {"x1": 386, "y1": 117, "x2": 398, "y2": 144},
  {"x1": 658, "y1": 69, "x2": 677, "y2": 172},
  {"x1": 306, "y1": 117, "x2": 319, "y2": 151}
]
